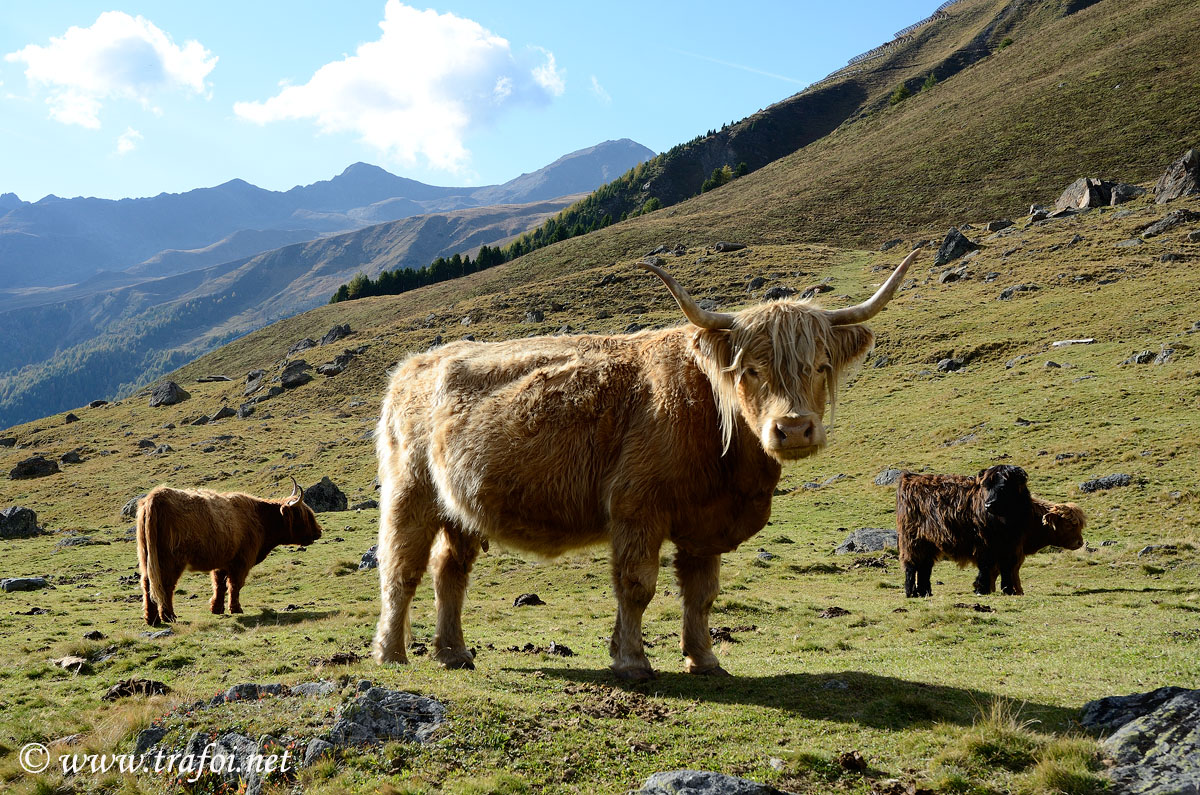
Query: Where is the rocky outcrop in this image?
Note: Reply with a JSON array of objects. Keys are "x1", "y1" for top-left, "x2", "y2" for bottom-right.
[
  {"x1": 304, "y1": 477, "x2": 348, "y2": 513},
  {"x1": 148, "y1": 381, "x2": 190, "y2": 407},
  {"x1": 1093, "y1": 689, "x2": 1200, "y2": 794},
  {"x1": 1155, "y1": 148, "x2": 1199, "y2": 203},
  {"x1": 835, "y1": 528, "x2": 898, "y2": 554},
  {"x1": 0, "y1": 506, "x2": 42, "y2": 539},
  {"x1": 327, "y1": 687, "x2": 446, "y2": 746},
  {"x1": 9, "y1": 456, "x2": 59, "y2": 479},
  {"x1": 1056, "y1": 177, "x2": 1144, "y2": 209},
  {"x1": 934, "y1": 227, "x2": 978, "y2": 266}
]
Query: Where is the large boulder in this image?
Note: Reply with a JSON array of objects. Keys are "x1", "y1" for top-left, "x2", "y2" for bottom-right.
[
  {"x1": 1056, "y1": 177, "x2": 1145, "y2": 209},
  {"x1": 635, "y1": 771, "x2": 792, "y2": 795},
  {"x1": 304, "y1": 477, "x2": 348, "y2": 513},
  {"x1": 933, "y1": 227, "x2": 978, "y2": 266},
  {"x1": 148, "y1": 381, "x2": 190, "y2": 407},
  {"x1": 326, "y1": 687, "x2": 446, "y2": 745},
  {"x1": 1081, "y1": 686, "x2": 1191, "y2": 733},
  {"x1": 1102, "y1": 689, "x2": 1200, "y2": 794},
  {"x1": 319, "y1": 324, "x2": 352, "y2": 346},
  {"x1": 9, "y1": 456, "x2": 59, "y2": 480},
  {"x1": 281, "y1": 360, "x2": 313, "y2": 389},
  {"x1": 121, "y1": 493, "x2": 147, "y2": 519},
  {"x1": 0, "y1": 506, "x2": 41, "y2": 539},
  {"x1": 1155, "y1": 148, "x2": 1200, "y2": 203},
  {"x1": 835, "y1": 528, "x2": 898, "y2": 554},
  {"x1": 1, "y1": 576, "x2": 50, "y2": 592}
]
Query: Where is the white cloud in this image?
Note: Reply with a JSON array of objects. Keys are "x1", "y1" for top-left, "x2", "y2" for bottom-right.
[
  {"x1": 234, "y1": 1, "x2": 565, "y2": 172},
  {"x1": 590, "y1": 75, "x2": 611, "y2": 105},
  {"x1": 116, "y1": 126, "x2": 142, "y2": 154},
  {"x1": 5, "y1": 11, "x2": 216, "y2": 128}
]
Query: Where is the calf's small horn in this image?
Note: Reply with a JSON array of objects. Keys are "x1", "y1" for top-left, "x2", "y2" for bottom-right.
[
  {"x1": 637, "y1": 261, "x2": 735, "y2": 330},
  {"x1": 823, "y1": 249, "x2": 918, "y2": 326}
]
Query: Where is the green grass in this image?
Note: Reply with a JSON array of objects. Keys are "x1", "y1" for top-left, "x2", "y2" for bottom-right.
[{"x1": 0, "y1": 192, "x2": 1197, "y2": 793}]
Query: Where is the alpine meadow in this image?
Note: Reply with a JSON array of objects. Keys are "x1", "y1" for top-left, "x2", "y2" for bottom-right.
[{"x1": 1, "y1": 1, "x2": 1198, "y2": 794}]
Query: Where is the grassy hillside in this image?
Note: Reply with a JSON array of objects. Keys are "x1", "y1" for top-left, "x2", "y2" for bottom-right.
[{"x1": 1, "y1": 188, "x2": 1197, "y2": 794}]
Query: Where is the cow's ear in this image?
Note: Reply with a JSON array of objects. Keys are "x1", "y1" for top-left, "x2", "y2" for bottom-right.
[
  {"x1": 829, "y1": 324, "x2": 874, "y2": 370},
  {"x1": 279, "y1": 503, "x2": 294, "y2": 531},
  {"x1": 693, "y1": 328, "x2": 735, "y2": 371}
]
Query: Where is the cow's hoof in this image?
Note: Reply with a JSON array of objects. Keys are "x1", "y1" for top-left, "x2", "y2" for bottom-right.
[
  {"x1": 689, "y1": 664, "x2": 731, "y2": 677},
  {"x1": 612, "y1": 666, "x2": 656, "y2": 682},
  {"x1": 435, "y1": 649, "x2": 476, "y2": 670},
  {"x1": 230, "y1": 606, "x2": 243, "y2": 614},
  {"x1": 210, "y1": 605, "x2": 225, "y2": 615}
]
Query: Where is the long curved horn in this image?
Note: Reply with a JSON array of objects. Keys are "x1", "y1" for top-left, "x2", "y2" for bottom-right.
[
  {"x1": 824, "y1": 249, "x2": 918, "y2": 326},
  {"x1": 636, "y1": 261, "x2": 735, "y2": 330},
  {"x1": 287, "y1": 477, "x2": 302, "y2": 506}
]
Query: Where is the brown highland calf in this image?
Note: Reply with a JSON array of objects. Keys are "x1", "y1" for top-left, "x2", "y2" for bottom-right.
[
  {"x1": 372, "y1": 251, "x2": 917, "y2": 679},
  {"x1": 136, "y1": 479, "x2": 323, "y2": 625},
  {"x1": 897, "y1": 465, "x2": 1085, "y2": 597}
]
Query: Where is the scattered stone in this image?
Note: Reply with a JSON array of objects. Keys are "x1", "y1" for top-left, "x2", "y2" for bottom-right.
[
  {"x1": 1154, "y1": 148, "x2": 1199, "y2": 203},
  {"x1": 101, "y1": 678, "x2": 171, "y2": 701},
  {"x1": 83, "y1": 630, "x2": 105, "y2": 641},
  {"x1": 936, "y1": 357, "x2": 964, "y2": 372},
  {"x1": 635, "y1": 770, "x2": 789, "y2": 795},
  {"x1": 4, "y1": 578, "x2": 53, "y2": 594},
  {"x1": 291, "y1": 681, "x2": 340, "y2": 697},
  {"x1": 1189, "y1": 230, "x2": 1200, "y2": 243},
  {"x1": 64, "y1": 412, "x2": 80, "y2": 424},
  {"x1": 1142, "y1": 209, "x2": 1200, "y2": 238},
  {"x1": 288, "y1": 338, "x2": 317, "y2": 356},
  {"x1": 1056, "y1": 177, "x2": 1144, "y2": 209},
  {"x1": 281, "y1": 360, "x2": 313, "y2": 389},
  {"x1": 954, "y1": 602, "x2": 995, "y2": 613},
  {"x1": 819, "y1": 606, "x2": 850, "y2": 618},
  {"x1": 60, "y1": 450, "x2": 82, "y2": 464},
  {"x1": 983, "y1": 272, "x2": 1000, "y2": 282},
  {"x1": 148, "y1": 381, "x2": 190, "y2": 407},
  {"x1": 880, "y1": 238, "x2": 903, "y2": 251},
  {"x1": 1083, "y1": 687, "x2": 1192, "y2": 732},
  {"x1": 985, "y1": 219, "x2": 1013, "y2": 232},
  {"x1": 835, "y1": 528, "x2": 898, "y2": 554},
  {"x1": 244, "y1": 369, "x2": 266, "y2": 396},
  {"x1": 10, "y1": 455, "x2": 60, "y2": 479},
  {"x1": 1137, "y1": 545, "x2": 1178, "y2": 558},
  {"x1": 514, "y1": 593, "x2": 546, "y2": 607},
  {"x1": 134, "y1": 726, "x2": 167, "y2": 755},
  {"x1": 304, "y1": 476, "x2": 348, "y2": 513},
  {"x1": 823, "y1": 679, "x2": 849, "y2": 691},
  {"x1": 303, "y1": 738, "x2": 335, "y2": 767},
  {"x1": 1103, "y1": 689, "x2": 1200, "y2": 794},
  {"x1": 1122, "y1": 351, "x2": 1156, "y2": 365},
  {"x1": 351, "y1": 499, "x2": 378, "y2": 510},
  {"x1": 933, "y1": 227, "x2": 979, "y2": 266},
  {"x1": 142, "y1": 629, "x2": 173, "y2": 639},
  {"x1": 190, "y1": 415, "x2": 210, "y2": 426},
  {"x1": 756, "y1": 550, "x2": 775, "y2": 562},
  {"x1": 998, "y1": 283, "x2": 1039, "y2": 300},
  {"x1": 874, "y1": 469, "x2": 903, "y2": 486},
  {"x1": 911, "y1": 239, "x2": 931, "y2": 250},
  {"x1": 938, "y1": 269, "x2": 964, "y2": 284},
  {"x1": 0, "y1": 506, "x2": 41, "y2": 539},
  {"x1": 237, "y1": 403, "x2": 255, "y2": 419},
  {"x1": 121, "y1": 494, "x2": 147, "y2": 519},
  {"x1": 88, "y1": 399, "x2": 108, "y2": 408},
  {"x1": 196, "y1": 375, "x2": 231, "y2": 383},
  {"x1": 53, "y1": 655, "x2": 91, "y2": 674},
  {"x1": 1029, "y1": 207, "x2": 1050, "y2": 222},
  {"x1": 1052, "y1": 338, "x2": 1095, "y2": 347},
  {"x1": 212, "y1": 683, "x2": 288, "y2": 705},
  {"x1": 1115, "y1": 238, "x2": 1144, "y2": 248},
  {"x1": 211, "y1": 406, "x2": 236, "y2": 421},
  {"x1": 326, "y1": 687, "x2": 446, "y2": 746},
  {"x1": 359, "y1": 545, "x2": 378, "y2": 570},
  {"x1": 54, "y1": 535, "x2": 110, "y2": 552},
  {"x1": 320, "y1": 324, "x2": 352, "y2": 346},
  {"x1": 713, "y1": 241, "x2": 747, "y2": 252},
  {"x1": 149, "y1": 444, "x2": 172, "y2": 456},
  {"x1": 0, "y1": 437, "x2": 14, "y2": 447},
  {"x1": 1080, "y1": 473, "x2": 1133, "y2": 493},
  {"x1": 800, "y1": 283, "x2": 833, "y2": 299},
  {"x1": 1153, "y1": 347, "x2": 1174, "y2": 365},
  {"x1": 595, "y1": 273, "x2": 625, "y2": 288},
  {"x1": 763, "y1": 286, "x2": 796, "y2": 301},
  {"x1": 1160, "y1": 252, "x2": 1183, "y2": 263},
  {"x1": 524, "y1": 309, "x2": 545, "y2": 323}
]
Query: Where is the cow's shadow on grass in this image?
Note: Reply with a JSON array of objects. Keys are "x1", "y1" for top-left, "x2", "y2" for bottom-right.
[
  {"x1": 232, "y1": 609, "x2": 337, "y2": 628},
  {"x1": 529, "y1": 667, "x2": 1077, "y2": 731}
]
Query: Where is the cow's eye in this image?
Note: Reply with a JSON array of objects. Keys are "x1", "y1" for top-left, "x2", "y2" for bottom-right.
[{"x1": 744, "y1": 367, "x2": 759, "y2": 379}]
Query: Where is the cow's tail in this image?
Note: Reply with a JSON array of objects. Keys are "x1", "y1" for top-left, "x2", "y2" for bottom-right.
[{"x1": 138, "y1": 494, "x2": 171, "y2": 608}]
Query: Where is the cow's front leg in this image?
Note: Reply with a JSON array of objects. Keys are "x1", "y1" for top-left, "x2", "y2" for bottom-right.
[
  {"x1": 609, "y1": 532, "x2": 661, "y2": 681},
  {"x1": 226, "y1": 568, "x2": 247, "y2": 614},
  {"x1": 999, "y1": 558, "x2": 1024, "y2": 595},
  {"x1": 431, "y1": 523, "x2": 481, "y2": 670},
  {"x1": 675, "y1": 551, "x2": 727, "y2": 675},
  {"x1": 210, "y1": 570, "x2": 228, "y2": 614},
  {"x1": 973, "y1": 552, "x2": 996, "y2": 595}
]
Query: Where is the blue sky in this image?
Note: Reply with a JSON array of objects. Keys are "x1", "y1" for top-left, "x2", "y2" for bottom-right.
[{"x1": 1, "y1": 1, "x2": 939, "y2": 201}]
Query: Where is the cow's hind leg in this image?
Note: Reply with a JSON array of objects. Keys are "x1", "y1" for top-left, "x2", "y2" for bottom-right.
[
  {"x1": 609, "y1": 529, "x2": 662, "y2": 681},
  {"x1": 210, "y1": 570, "x2": 228, "y2": 614},
  {"x1": 156, "y1": 562, "x2": 183, "y2": 623},
  {"x1": 141, "y1": 575, "x2": 161, "y2": 626},
  {"x1": 917, "y1": 561, "x2": 934, "y2": 597},
  {"x1": 431, "y1": 523, "x2": 482, "y2": 670},
  {"x1": 226, "y1": 566, "x2": 247, "y2": 614},
  {"x1": 903, "y1": 559, "x2": 919, "y2": 598},
  {"x1": 675, "y1": 551, "x2": 726, "y2": 675},
  {"x1": 372, "y1": 481, "x2": 439, "y2": 664}
]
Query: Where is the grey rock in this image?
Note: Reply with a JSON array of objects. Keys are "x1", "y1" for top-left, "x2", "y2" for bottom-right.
[
  {"x1": 88, "y1": 399, "x2": 108, "y2": 408},
  {"x1": 291, "y1": 680, "x2": 339, "y2": 698},
  {"x1": 356, "y1": 680, "x2": 373, "y2": 692},
  {"x1": 212, "y1": 683, "x2": 287, "y2": 705},
  {"x1": 1057, "y1": 177, "x2": 1143, "y2": 210},
  {"x1": 281, "y1": 361, "x2": 313, "y2": 389},
  {"x1": 1, "y1": 577, "x2": 50, "y2": 592},
  {"x1": 359, "y1": 545, "x2": 378, "y2": 570},
  {"x1": 822, "y1": 679, "x2": 850, "y2": 690},
  {"x1": 134, "y1": 726, "x2": 167, "y2": 755},
  {"x1": 0, "y1": 506, "x2": 41, "y2": 539},
  {"x1": 635, "y1": 770, "x2": 790, "y2": 795},
  {"x1": 1116, "y1": 238, "x2": 1144, "y2": 248},
  {"x1": 998, "y1": 283, "x2": 1039, "y2": 300},
  {"x1": 190, "y1": 415, "x2": 210, "y2": 426},
  {"x1": 756, "y1": 550, "x2": 775, "y2": 561},
  {"x1": 136, "y1": 438, "x2": 156, "y2": 448},
  {"x1": 1029, "y1": 208, "x2": 1050, "y2": 222},
  {"x1": 985, "y1": 219, "x2": 1013, "y2": 232},
  {"x1": 0, "y1": 437, "x2": 14, "y2": 447},
  {"x1": 713, "y1": 241, "x2": 747, "y2": 252},
  {"x1": 835, "y1": 528, "x2": 898, "y2": 554},
  {"x1": 182, "y1": 730, "x2": 267, "y2": 794},
  {"x1": 237, "y1": 403, "x2": 255, "y2": 419},
  {"x1": 326, "y1": 687, "x2": 446, "y2": 746},
  {"x1": 149, "y1": 444, "x2": 172, "y2": 456},
  {"x1": 1044, "y1": 361, "x2": 1062, "y2": 369},
  {"x1": 319, "y1": 324, "x2": 352, "y2": 346},
  {"x1": 880, "y1": 238, "x2": 903, "y2": 251},
  {"x1": 1161, "y1": 253, "x2": 1183, "y2": 263},
  {"x1": 1123, "y1": 351, "x2": 1156, "y2": 365},
  {"x1": 54, "y1": 535, "x2": 109, "y2": 551},
  {"x1": 1080, "y1": 473, "x2": 1133, "y2": 493},
  {"x1": 1189, "y1": 229, "x2": 1200, "y2": 243},
  {"x1": 874, "y1": 469, "x2": 903, "y2": 486},
  {"x1": 211, "y1": 407, "x2": 237, "y2": 421},
  {"x1": 1143, "y1": 209, "x2": 1200, "y2": 238},
  {"x1": 936, "y1": 357, "x2": 964, "y2": 372},
  {"x1": 524, "y1": 309, "x2": 545, "y2": 323},
  {"x1": 763, "y1": 286, "x2": 796, "y2": 301},
  {"x1": 1103, "y1": 689, "x2": 1200, "y2": 794},
  {"x1": 939, "y1": 269, "x2": 964, "y2": 284},
  {"x1": 121, "y1": 494, "x2": 147, "y2": 519},
  {"x1": 303, "y1": 737, "x2": 334, "y2": 767},
  {"x1": 934, "y1": 227, "x2": 979, "y2": 266},
  {"x1": 64, "y1": 412, "x2": 79, "y2": 424},
  {"x1": 9, "y1": 456, "x2": 59, "y2": 479},
  {"x1": 143, "y1": 629, "x2": 173, "y2": 639},
  {"x1": 288, "y1": 338, "x2": 317, "y2": 356},
  {"x1": 983, "y1": 271, "x2": 1000, "y2": 282},
  {"x1": 148, "y1": 382, "x2": 190, "y2": 407},
  {"x1": 351, "y1": 499, "x2": 378, "y2": 510},
  {"x1": 514, "y1": 593, "x2": 546, "y2": 607},
  {"x1": 1154, "y1": 348, "x2": 1174, "y2": 365},
  {"x1": 304, "y1": 477, "x2": 348, "y2": 513},
  {"x1": 196, "y1": 375, "x2": 231, "y2": 383},
  {"x1": 1110, "y1": 182, "x2": 1147, "y2": 204},
  {"x1": 1052, "y1": 338, "x2": 1095, "y2": 347},
  {"x1": 60, "y1": 450, "x2": 82, "y2": 464},
  {"x1": 1154, "y1": 148, "x2": 1200, "y2": 203}
]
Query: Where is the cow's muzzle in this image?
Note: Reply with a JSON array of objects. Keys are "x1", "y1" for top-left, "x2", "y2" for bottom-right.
[{"x1": 764, "y1": 415, "x2": 825, "y2": 460}]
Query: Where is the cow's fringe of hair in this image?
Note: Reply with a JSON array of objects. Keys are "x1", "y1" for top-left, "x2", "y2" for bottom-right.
[{"x1": 695, "y1": 305, "x2": 846, "y2": 455}]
